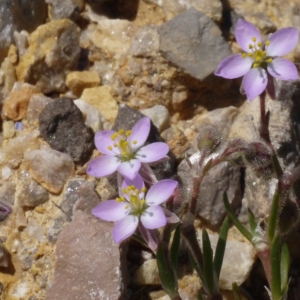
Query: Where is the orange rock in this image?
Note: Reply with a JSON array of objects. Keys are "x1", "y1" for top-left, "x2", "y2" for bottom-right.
[{"x1": 2, "y1": 83, "x2": 41, "y2": 121}]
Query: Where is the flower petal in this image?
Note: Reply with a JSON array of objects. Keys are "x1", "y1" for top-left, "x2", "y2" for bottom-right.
[
  {"x1": 122, "y1": 173, "x2": 145, "y2": 198},
  {"x1": 235, "y1": 19, "x2": 261, "y2": 52},
  {"x1": 92, "y1": 200, "x2": 129, "y2": 221},
  {"x1": 87, "y1": 155, "x2": 120, "y2": 177},
  {"x1": 141, "y1": 206, "x2": 166, "y2": 229},
  {"x1": 267, "y1": 58, "x2": 298, "y2": 80},
  {"x1": 214, "y1": 54, "x2": 253, "y2": 79},
  {"x1": 118, "y1": 159, "x2": 141, "y2": 180},
  {"x1": 95, "y1": 130, "x2": 120, "y2": 155},
  {"x1": 138, "y1": 224, "x2": 158, "y2": 251},
  {"x1": 128, "y1": 117, "x2": 150, "y2": 149},
  {"x1": 267, "y1": 27, "x2": 299, "y2": 57},
  {"x1": 146, "y1": 179, "x2": 178, "y2": 206},
  {"x1": 112, "y1": 215, "x2": 138, "y2": 243},
  {"x1": 136, "y1": 142, "x2": 169, "y2": 163},
  {"x1": 162, "y1": 208, "x2": 180, "y2": 223},
  {"x1": 242, "y1": 68, "x2": 268, "y2": 101}
]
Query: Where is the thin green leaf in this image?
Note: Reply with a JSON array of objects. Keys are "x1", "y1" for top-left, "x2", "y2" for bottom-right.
[
  {"x1": 170, "y1": 225, "x2": 181, "y2": 270},
  {"x1": 156, "y1": 241, "x2": 179, "y2": 298},
  {"x1": 223, "y1": 192, "x2": 253, "y2": 242},
  {"x1": 189, "y1": 252, "x2": 205, "y2": 284},
  {"x1": 247, "y1": 209, "x2": 257, "y2": 235},
  {"x1": 214, "y1": 217, "x2": 229, "y2": 280},
  {"x1": 280, "y1": 242, "x2": 290, "y2": 293},
  {"x1": 202, "y1": 229, "x2": 215, "y2": 295},
  {"x1": 268, "y1": 189, "x2": 280, "y2": 243},
  {"x1": 232, "y1": 283, "x2": 243, "y2": 300},
  {"x1": 202, "y1": 158, "x2": 213, "y2": 175},
  {"x1": 270, "y1": 235, "x2": 282, "y2": 300}
]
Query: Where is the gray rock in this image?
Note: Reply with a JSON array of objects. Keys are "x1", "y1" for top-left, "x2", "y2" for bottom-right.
[
  {"x1": 46, "y1": 0, "x2": 84, "y2": 21},
  {"x1": 24, "y1": 148, "x2": 75, "y2": 194},
  {"x1": 0, "y1": 241, "x2": 9, "y2": 268},
  {"x1": 158, "y1": 7, "x2": 232, "y2": 81},
  {"x1": 45, "y1": 210, "x2": 128, "y2": 300},
  {"x1": 39, "y1": 98, "x2": 94, "y2": 164},
  {"x1": 17, "y1": 172, "x2": 49, "y2": 207},
  {"x1": 0, "y1": 0, "x2": 47, "y2": 63},
  {"x1": 177, "y1": 153, "x2": 242, "y2": 227}
]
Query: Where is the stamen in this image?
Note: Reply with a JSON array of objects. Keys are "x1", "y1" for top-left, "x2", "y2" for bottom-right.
[
  {"x1": 252, "y1": 37, "x2": 257, "y2": 42},
  {"x1": 125, "y1": 130, "x2": 131, "y2": 136},
  {"x1": 257, "y1": 42, "x2": 262, "y2": 47},
  {"x1": 247, "y1": 53, "x2": 252, "y2": 57},
  {"x1": 267, "y1": 58, "x2": 273, "y2": 63},
  {"x1": 132, "y1": 140, "x2": 137, "y2": 145},
  {"x1": 113, "y1": 143, "x2": 117, "y2": 147},
  {"x1": 111, "y1": 133, "x2": 118, "y2": 140},
  {"x1": 265, "y1": 40, "x2": 270, "y2": 46},
  {"x1": 242, "y1": 53, "x2": 247, "y2": 58},
  {"x1": 108, "y1": 146, "x2": 113, "y2": 150},
  {"x1": 118, "y1": 129, "x2": 124, "y2": 135},
  {"x1": 249, "y1": 44, "x2": 253, "y2": 49},
  {"x1": 142, "y1": 187, "x2": 146, "y2": 193},
  {"x1": 253, "y1": 63, "x2": 258, "y2": 68}
]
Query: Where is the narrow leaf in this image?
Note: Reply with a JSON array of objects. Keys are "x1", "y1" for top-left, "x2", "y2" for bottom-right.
[
  {"x1": 214, "y1": 217, "x2": 229, "y2": 279},
  {"x1": 232, "y1": 283, "x2": 243, "y2": 300},
  {"x1": 202, "y1": 229, "x2": 215, "y2": 295},
  {"x1": 280, "y1": 242, "x2": 290, "y2": 293},
  {"x1": 223, "y1": 192, "x2": 253, "y2": 242},
  {"x1": 270, "y1": 235, "x2": 282, "y2": 300},
  {"x1": 248, "y1": 208, "x2": 257, "y2": 235},
  {"x1": 170, "y1": 225, "x2": 181, "y2": 270},
  {"x1": 268, "y1": 189, "x2": 280, "y2": 243},
  {"x1": 156, "y1": 241, "x2": 179, "y2": 298}
]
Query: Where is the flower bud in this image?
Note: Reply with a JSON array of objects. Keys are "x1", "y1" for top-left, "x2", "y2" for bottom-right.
[
  {"x1": 244, "y1": 142, "x2": 273, "y2": 178},
  {"x1": 195, "y1": 124, "x2": 222, "y2": 153}
]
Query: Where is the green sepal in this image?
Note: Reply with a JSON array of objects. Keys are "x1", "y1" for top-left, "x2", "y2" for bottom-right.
[
  {"x1": 247, "y1": 208, "x2": 257, "y2": 235},
  {"x1": 280, "y1": 242, "x2": 290, "y2": 294},
  {"x1": 270, "y1": 235, "x2": 282, "y2": 300},
  {"x1": 170, "y1": 224, "x2": 181, "y2": 270},
  {"x1": 268, "y1": 189, "x2": 280, "y2": 243}
]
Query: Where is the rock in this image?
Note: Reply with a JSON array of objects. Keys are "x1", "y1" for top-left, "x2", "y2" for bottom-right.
[
  {"x1": 45, "y1": 210, "x2": 128, "y2": 300},
  {"x1": 74, "y1": 99, "x2": 104, "y2": 133},
  {"x1": 197, "y1": 228, "x2": 256, "y2": 290},
  {"x1": 132, "y1": 259, "x2": 160, "y2": 285},
  {"x1": 0, "y1": 0, "x2": 47, "y2": 63},
  {"x1": 26, "y1": 94, "x2": 54, "y2": 126},
  {"x1": 129, "y1": 25, "x2": 159, "y2": 57},
  {"x1": 2, "y1": 82, "x2": 41, "y2": 121},
  {"x1": 66, "y1": 71, "x2": 101, "y2": 96},
  {"x1": 59, "y1": 178, "x2": 101, "y2": 218},
  {"x1": 0, "y1": 182, "x2": 16, "y2": 207},
  {"x1": 24, "y1": 148, "x2": 75, "y2": 194},
  {"x1": 0, "y1": 241, "x2": 9, "y2": 267},
  {"x1": 81, "y1": 86, "x2": 119, "y2": 123},
  {"x1": 46, "y1": 0, "x2": 85, "y2": 21},
  {"x1": 172, "y1": 86, "x2": 188, "y2": 110},
  {"x1": 158, "y1": 7, "x2": 232, "y2": 81},
  {"x1": 16, "y1": 19, "x2": 81, "y2": 94},
  {"x1": 39, "y1": 98, "x2": 94, "y2": 164},
  {"x1": 140, "y1": 105, "x2": 170, "y2": 132},
  {"x1": 2, "y1": 120, "x2": 15, "y2": 138},
  {"x1": 0, "y1": 56, "x2": 17, "y2": 98},
  {"x1": 17, "y1": 172, "x2": 49, "y2": 207},
  {"x1": 2, "y1": 166, "x2": 12, "y2": 180},
  {"x1": 177, "y1": 153, "x2": 242, "y2": 227}
]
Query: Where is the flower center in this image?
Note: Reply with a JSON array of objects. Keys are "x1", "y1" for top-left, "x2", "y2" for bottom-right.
[
  {"x1": 242, "y1": 37, "x2": 272, "y2": 69},
  {"x1": 107, "y1": 129, "x2": 138, "y2": 161},
  {"x1": 118, "y1": 185, "x2": 147, "y2": 217}
]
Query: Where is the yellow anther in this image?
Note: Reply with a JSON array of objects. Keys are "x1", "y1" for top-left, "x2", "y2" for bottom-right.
[
  {"x1": 118, "y1": 129, "x2": 124, "y2": 135},
  {"x1": 142, "y1": 187, "x2": 146, "y2": 193},
  {"x1": 253, "y1": 63, "x2": 258, "y2": 68},
  {"x1": 125, "y1": 130, "x2": 131, "y2": 136},
  {"x1": 249, "y1": 44, "x2": 253, "y2": 49},
  {"x1": 122, "y1": 188, "x2": 127, "y2": 194},
  {"x1": 111, "y1": 133, "x2": 118, "y2": 140},
  {"x1": 113, "y1": 143, "x2": 117, "y2": 147},
  {"x1": 262, "y1": 51, "x2": 266, "y2": 56},
  {"x1": 252, "y1": 37, "x2": 257, "y2": 42},
  {"x1": 120, "y1": 196, "x2": 125, "y2": 201},
  {"x1": 247, "y1": 53, "x2": 253, "y2": 57},
  {"x1": 265, "y1": 40, "x2": 270, "y2": 46},
  {"x1": 267, "y1": 58, "x2": 273, "y2": 63},
  {"x1": 125, "y1": 205, "x2": 129, "y2": 209},
  {"x1": 135, "y1": 189, "x2": 139, "y2": 195},
  {"x1": 116, "y1": 197, "x2": 121, "y2": 202},
  {"x1": 242, "y1": 53, "x2": 247, "y2": 58},
  {"x1": 133, "y1": 140, "x2": 137, "y2": 145},
  {"x1": 121, "y1": 151, "x2": 127, "y2": 156},
  {"x1": 140, "y1": 200, "x2": 145, "y2": 205},
  {"x1": 108, "y1": 145, "x2": 113, "y2": 150},
  {"x1": 257, "y1": 41, "x2": 262, "y2": 47}
]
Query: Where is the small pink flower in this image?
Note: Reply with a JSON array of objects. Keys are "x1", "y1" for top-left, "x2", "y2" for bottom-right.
[
  {"x1": 214, "y1": 19, "x2": 299, "y2": 100},
  {"x1": 87, "y1": 117, "x2": 169, "y2": 180},
  {"x1": 92, "y1": 174, "x2": 179, "y2": 246}
]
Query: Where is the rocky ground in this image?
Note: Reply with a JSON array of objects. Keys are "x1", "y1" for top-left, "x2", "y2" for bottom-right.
[{"x1": 1, "y1": 0, "x2": 300, "y2": 299}]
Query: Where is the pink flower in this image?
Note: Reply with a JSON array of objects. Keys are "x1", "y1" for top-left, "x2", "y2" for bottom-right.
[
  {"x1": 214, "y1": 19, "x2": 299, "y2": 100},
  {"x1": 87, "y1": 117, "x2": 169, "y2": 180},
  {"x1": 92, "y1": 174, "x2": 179, "y2": 246}
]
